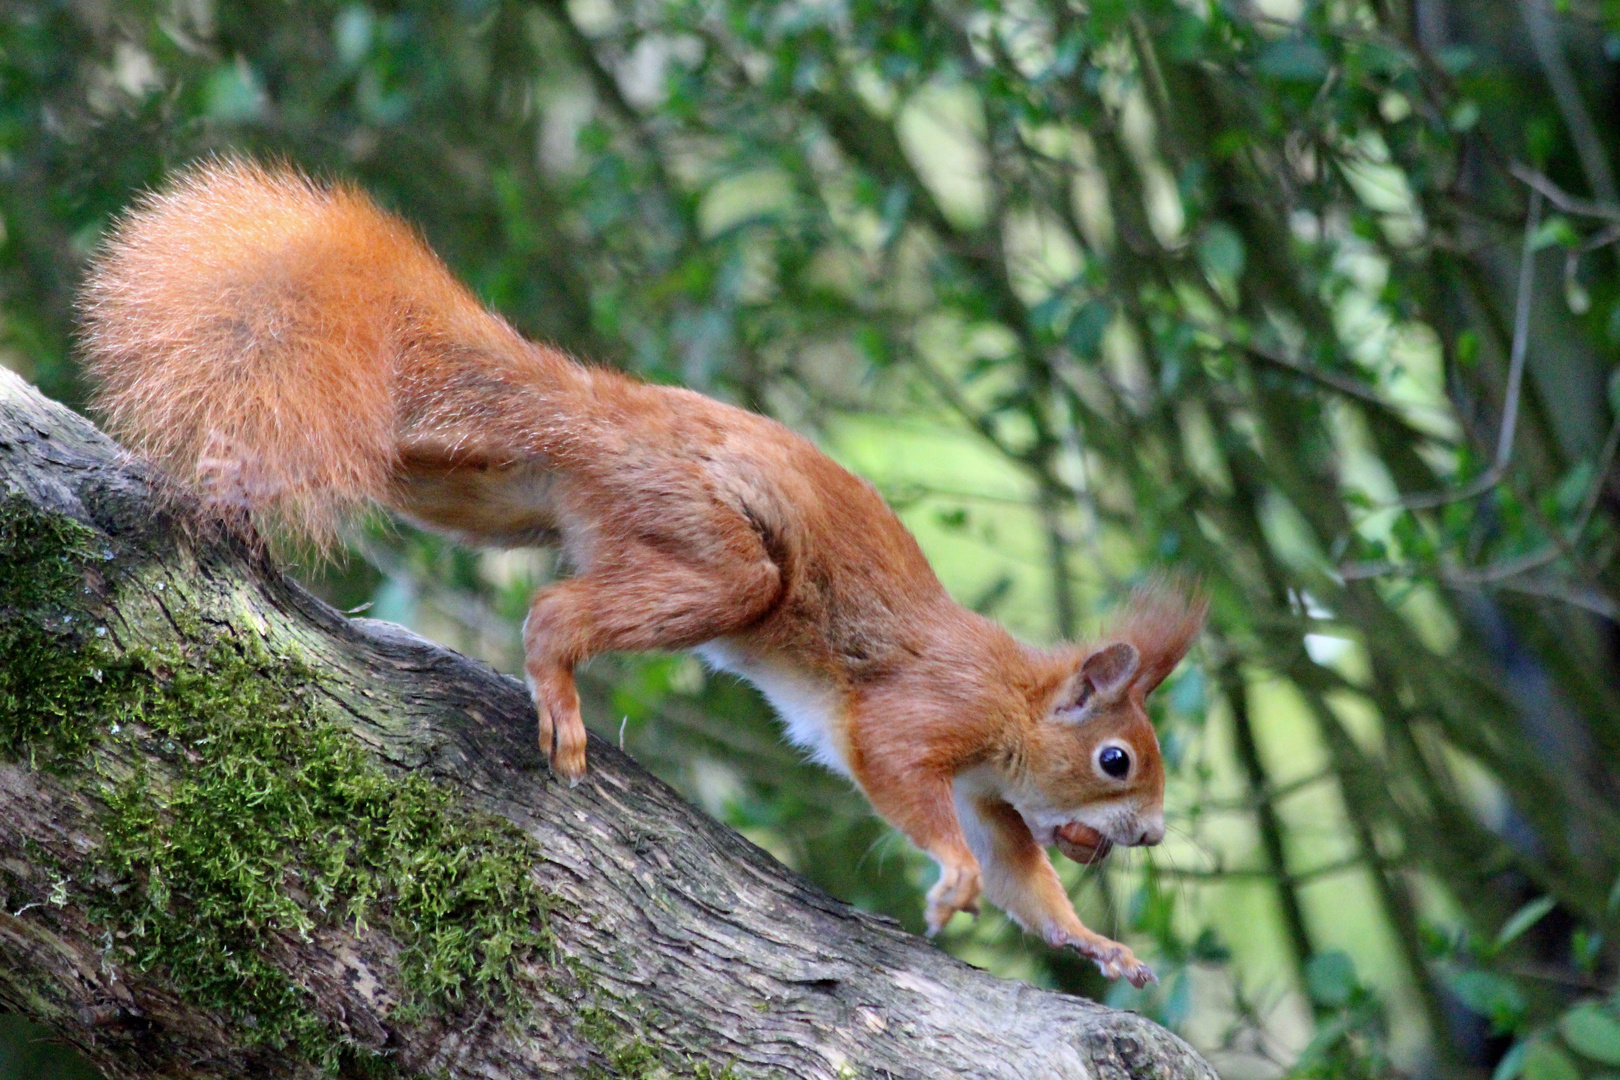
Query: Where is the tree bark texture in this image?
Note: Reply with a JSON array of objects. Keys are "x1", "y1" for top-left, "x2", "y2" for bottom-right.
[{"x1": 0, "y1": 368, "x2": 1216, "y2": 1080}]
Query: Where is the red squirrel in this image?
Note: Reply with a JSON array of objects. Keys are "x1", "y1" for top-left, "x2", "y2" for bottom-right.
[{"x1": 79, "y1": 159, "x2": 1205, "y2": 987}]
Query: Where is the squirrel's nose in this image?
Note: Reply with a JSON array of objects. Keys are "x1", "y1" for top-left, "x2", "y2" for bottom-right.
[{"x1": 1136, "y1": 816, "x2": 1165, "y2": 846}]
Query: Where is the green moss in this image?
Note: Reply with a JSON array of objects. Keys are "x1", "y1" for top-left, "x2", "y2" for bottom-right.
[
  {"x1": 94, "y1": 636, "x2": 555, "y2": 1062},
  {"x1": 578, "y1": 1003, "x2": 664, "y2": 1078},
  {"x1": 576, "y1": 995, "x2": 747, "y2": 1080},
  {"x1": 0, "y1": 491, "x2": 105, "y2": 609},
  {"x1": 0, "y1": 494, "x2": 554, "y2": 1073},
  {"x1": 0, "y1": 492, "x2": 120, "y2": 764}
]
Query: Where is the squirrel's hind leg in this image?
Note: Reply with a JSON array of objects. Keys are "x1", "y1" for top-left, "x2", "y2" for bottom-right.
[{"x1": 521, "y1": 538, "x2": 781, "y2": 783}]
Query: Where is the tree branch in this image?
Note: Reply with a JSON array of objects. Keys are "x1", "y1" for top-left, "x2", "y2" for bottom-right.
[{"x1": 0, "y1": 369, "x2": 1214, "y2": 1080}]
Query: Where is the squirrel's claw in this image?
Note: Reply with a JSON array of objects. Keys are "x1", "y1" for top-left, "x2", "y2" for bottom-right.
[
  {"x1": 536, "y1": 705, "x2": 588, "y2": 786},
  {"x1": 1092, "y1": 945, "x2": 1154, "y2": 986},
  {"x1": 539, "y1": 734, "x2": 587, "y2": 786},
  {"x1": 531, "y1": 673, "x2": 589, "y2": 786},
  {"x1": 1053, "y1": 928, "x2": 1156, "y2": 987},
  {"x1": 552, "y1": 705, "x2": 589, "y2": 785},
  {"x1": 1108, "y1": 953, "x2": 1158, "y2": 988},
  {"x1": 924, "y1": 861, "x2": 982, "y2": 935}
]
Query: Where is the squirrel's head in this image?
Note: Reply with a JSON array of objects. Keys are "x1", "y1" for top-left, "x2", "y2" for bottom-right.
[{"x1": 1009, "y1": 582, "x2": 1206, "y2": 854}]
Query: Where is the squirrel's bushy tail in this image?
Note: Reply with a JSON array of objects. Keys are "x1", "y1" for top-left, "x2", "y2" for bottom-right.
[{"x1": 79, "y1": 158, "x2": 524, "y2": 547}]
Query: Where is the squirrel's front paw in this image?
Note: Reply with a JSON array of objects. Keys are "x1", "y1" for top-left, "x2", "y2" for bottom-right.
[
  {"x1": 1051, "y1": 928, "x2": 1157, "y2": 988},
  {"x1": 1098, "y1": 947, "x2": 1156, "y2": 989},
  {"x1": 924, "y1": 861, "x2": 981, "y2": 936}
]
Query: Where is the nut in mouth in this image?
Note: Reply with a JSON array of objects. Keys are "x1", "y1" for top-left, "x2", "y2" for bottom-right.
[{"x1": 1054, "y1": 821, "x2": 1114, "y2": 865}]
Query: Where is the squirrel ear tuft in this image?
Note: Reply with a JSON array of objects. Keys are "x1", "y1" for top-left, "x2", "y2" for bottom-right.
[
  {"x1": 1107, "y1": 576, "x2": 1209, "y2": 696},
  {"x1": 1057, "y1": 642, "x2": 1140, "y2": 716}
]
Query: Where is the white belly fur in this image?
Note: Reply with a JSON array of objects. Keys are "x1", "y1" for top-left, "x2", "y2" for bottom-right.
[{"x1": 694, "y1": 641, "x2": 850, "y2": 776}]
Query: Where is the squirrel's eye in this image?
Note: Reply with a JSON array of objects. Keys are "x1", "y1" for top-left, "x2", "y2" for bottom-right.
[{"x1": 1098, "y1": 745, "x2": 1131, "y2": 779}]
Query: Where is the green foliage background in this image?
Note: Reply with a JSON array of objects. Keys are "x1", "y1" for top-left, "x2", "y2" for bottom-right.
[{"x1": 3, "y1": 0, "x2": 1620, "y2": 1076}]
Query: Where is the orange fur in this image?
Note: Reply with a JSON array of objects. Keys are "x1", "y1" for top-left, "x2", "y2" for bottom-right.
[{"x1": 78, "y1": 160, "x2": 1207, "y2": 985}]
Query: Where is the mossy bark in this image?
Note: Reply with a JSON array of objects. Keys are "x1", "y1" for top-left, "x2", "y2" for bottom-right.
[{"x1": 0, "y1": 368, "x2": 1216, "y2": 1080}]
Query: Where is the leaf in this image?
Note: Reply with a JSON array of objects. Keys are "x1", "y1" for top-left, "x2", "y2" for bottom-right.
[
  {"x1": 1162, "y1": 969, "x2": 1193, "y2": 1029},
  {"x1": 1296, "y1": 1015, "x2": 1357, "y2": 1069},
  {"x1": 1561, "y1": 1003, "x2": 1620, "y2": 1065},
  {"x1": 1446, "y1": 969, "x2": 1527, "y2": 1031},
  {"x1": 1566, "y1": 276, "x2": 1592, "y2": 315},
  {"x1": 1197, "y1": 222, "x2": 1245, "y2": 282},
  {"x1": 878, "y1": 183, "x2": 911, "y2": 249},
  {"x1": 1494, "y1": 896, "x2": 1557, "y2": 952},
  {"x1": 334, "y1": 7, "x2": 377, "y2": 66},
  {"x1": 1167, "y1": 666, "x2": 1206, "y2": 718},
  {"x1": 204, "y1": 59, "x2": 268, "y2": 123},
  {"x1": 1572, "y1": 929, "x2": 1604, "y2": 972},
  {"x1": 854, "y1": 325, "x2": 889, "y2": 367},
  {"x1": 1436, "y1": 44, "x2": 1478, "y2": 73},
  {"x1": 1555, "y1": 462, "x2": 1593, "y2": 519},
  {"x1": 1306, "y1": 950, "x2": 1358, "y2": 1008},
  {"x1": 1525, "y1": 1041, "x2": 1582, "y2": 1080},
  {"x1": 1496, "y1": 1040, "x2": 1531, "y2": 1080},
  {"x1": 1255, "y1": 38, "x2": 1329, "y2": 82},
  {"x1": 1190, "y1": 927, "x2": 1230, "y2": 963},
  {"x1": 1065, "y1": 300, "x2": 1113, "y2": 359},
  {"x1": 1028, "y1": 292, "x2": 1069, "y2": 340},
  {"x1": 1450, "y1": 100, "x2": 1481, "y2": 132},
  {"x1": 1531, "y1": 216, "x2": 1580, "y2": 252},
  {"x1": 1457, "y1": 329, "x2": 1481, "y2": 367}
]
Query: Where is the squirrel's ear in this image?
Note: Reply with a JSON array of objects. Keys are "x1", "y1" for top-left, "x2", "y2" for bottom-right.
[
  {"x1": 1110, "y1": 577, "x2": 1209, "y2": 696},
  {"x1": 1055, "y1": 642, "x2": 1140, "y2": 718}
]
